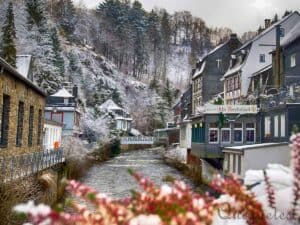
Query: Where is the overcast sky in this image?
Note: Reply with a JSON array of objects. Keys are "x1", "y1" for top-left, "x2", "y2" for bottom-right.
[{"x1": 75, "y1": 0, "x2": 300, "y2": 34}]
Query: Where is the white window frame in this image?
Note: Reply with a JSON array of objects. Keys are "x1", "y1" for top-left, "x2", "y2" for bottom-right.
[
  {"x1": 246, "y1": 123, "x2": 255, "y2": 143},
  {"x1": 274, "y1": 115, "x2": 279, "y2": 137},
  {"x1": 233, "y1": 123, "x2": 243, "y2": 143},
  {"x1": 216, "y1": 59, "x2": 222, "y2": 69},
  {"x1": 280, "y1": 114, "x2": 286, "y2": 137},
  {"x1": 221, "y1": 126, "x2": 231, "y2": 144},
  {"x1": 265, "y1": 116, "x2": 271, "y2": 137},
  {"x1": 209, "y1": 128, "x2": 219, "y2": 144},
  {"x1": 290, "y1": 53, "x2": 296, "y2": 68}
]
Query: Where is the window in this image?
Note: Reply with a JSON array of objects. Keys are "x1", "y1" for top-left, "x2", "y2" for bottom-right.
[
  {"x1": 37, "y1": 109, "x2": 42, "y2": 145},
  {"x1": 221, "y1": 123, "x2": 231, "y2": 143},
  {"x1": 259, "y1": 54, "x2": 265, "y2": 63},
  {"x1": 51, "y1": 112, "x2": 63, "y2": 123},
  {"x1": 246, "y1": 123, "x2": 255, "y2": 143},
  {"x1": 234, "y1": 76, "x2": 238, "y2": 89},
  {"x1": 264, "y1": 116, "x2": 271, "y2": 138},
  {"x1": 28, "y1": 106, "x2": 34, "y2": 147},
  {"x1": 216, "y1": 59, "x2": 222, "y2": 69},
  {"x1": 280, "y1": 114, "x2": 286, "y2": 137},
  {"x1": 234, "y1": 123, "x2": 243, "y2": 143},
  {"x1": 280, "y1": 28, "x2": 285, "y2": 37},
  {"x1": 0, "y1": 95, "x2": 10, "y2": 147},
  {"x1": 16, "y1": 102, "x2": 24, "y2": 147},
  {"x1": 290, "y1": 53, "x2": 296, "y2": 67},
  {"x1": 274, "y1": 115, "x2": 279, "y2": 137},
  {"x1": 209, "y1": 123, "x2": 219, "y2": 143}
]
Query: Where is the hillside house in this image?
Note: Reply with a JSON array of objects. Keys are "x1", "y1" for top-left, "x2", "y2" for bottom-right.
[
  {"x1": 100, "y1": 99, "x2": 132, "y2": 132},
  {"x1": 43, "y1": 119, "x2": 63, "y2": 150},
  {"x1": 223, "y1": 12, "x2": 300, "y2": 105},
  {"x1": 0, "y1": 57, "x2": 46, "y2": 157},
  {"x1": 45, "y1": 87, "x2": 82, "y2": 137},
  {"x1": 192, "y1": 34, "x2": 241, "y2": 115}
]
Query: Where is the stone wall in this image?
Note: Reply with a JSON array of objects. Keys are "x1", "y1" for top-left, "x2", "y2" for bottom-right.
[
  {"x1": 0, "y1": 166, "x2": 66, "y2": 225},
  {"x1": 0, "y1": 69, "x2": 46, "y2": 157}
]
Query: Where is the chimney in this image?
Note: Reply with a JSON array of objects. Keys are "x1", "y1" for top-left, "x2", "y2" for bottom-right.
[
  {"x1": 265, "y1": 19, "x2": 271, "y2": 29},
  {"x1": 230, "y1": 33, "x2": 237, "y2": 39},
  {"x1": 73, "y1": 85, "x2": 78, "y2": 98}
]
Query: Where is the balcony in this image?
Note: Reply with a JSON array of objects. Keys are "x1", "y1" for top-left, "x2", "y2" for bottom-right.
[{"x1": 259, "y1": 90, "x2": 300, "y2": 111}]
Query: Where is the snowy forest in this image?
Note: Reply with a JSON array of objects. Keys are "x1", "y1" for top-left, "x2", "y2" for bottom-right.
[{"x1": 0, "y1": 0, "x2": 255, "y2": 136}]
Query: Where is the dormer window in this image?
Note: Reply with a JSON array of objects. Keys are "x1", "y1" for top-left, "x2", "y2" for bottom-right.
[{"x1": 259, "y1": 54, "x2": 265, "y2": 63}]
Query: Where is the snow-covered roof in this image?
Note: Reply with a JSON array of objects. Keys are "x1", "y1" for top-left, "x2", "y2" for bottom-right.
[
  {"x1": 235, "y1": 11, "x2": 300, "y2": 53},
  {"x1": 250, "y1": 64, "x2": 272, "y2": 78},
  {"x1": 223, "y1": 61, "x2": 244, "y2": 78},
  {"x1": 16, "y1": 55, "x2": 32, "y2": 78},
  {"x1": 100, "y1": 99, "x2": 123, "y2": 111},
  {"x1": 223, "y1": 142, "x2": 288, "y2": 151},
  {"x1": 193, "y1": 61, "x2": 206, "y2": 79},
  {"x1": 130, "y1": 128, "x2": 142, "y2": 136},
  {"x1": 281, "y1": 21, "x2": 300, "y2": 47},
  {"x1": 51, "y1": 88, "x2": 74, "y2": 98}
]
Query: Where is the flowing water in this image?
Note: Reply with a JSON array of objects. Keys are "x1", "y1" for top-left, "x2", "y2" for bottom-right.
[{"x1": 81, "y1": 148, "x2": 195, "y2": 199}]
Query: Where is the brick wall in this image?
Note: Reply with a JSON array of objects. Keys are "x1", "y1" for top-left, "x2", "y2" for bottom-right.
[{"x1": 0, "y1": 70, "x2": 46, "y2": 157}]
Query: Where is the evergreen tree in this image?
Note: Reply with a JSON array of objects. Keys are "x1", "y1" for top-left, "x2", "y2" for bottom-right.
[
  {"x1": 1, "y1": 2, "x2": 17, "y2": 67},
  {"x1": 111, "y1": 88, "x2": 122, "y2": 106},
  {"x1": 50, "y1": 27, "x2": 65, "y2": 76},
  {"x1": 272, "y1": 14, "x2": 279, "y2": 24},
  {"x1": 53, "y1": 0, "x2": 77, "y2": 37},
  {"x1": 282, "y1": 10, "x2": 292, "y2": 18},
  {"x1": 25, "y1": 0, "x2": 45, "y2": 27},
  {"x1": 162, "y1": 79, "x2": 174, "y2": 108},
  {"x1": 160, "y1": 10, "x2": 172, "y2": 80}
]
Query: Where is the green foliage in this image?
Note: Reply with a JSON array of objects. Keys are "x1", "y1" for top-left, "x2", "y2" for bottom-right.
[
  {"x1": 52, "y1": 0, "x2": 77, "y2": 38},
  {"x1": 50, "y1": 28, "x2": 65, "y2": 76},
  {"x1": 109, "y1": 138, "x2": 121, "y2": 157},
  {"x1": 111, "y1": 88, "x2": 122, "y2": 106},
  {"x1": 1, "y1": 2, "x2": 17, "y2": 67},
  {"x1": 25, "y1": 0, "x2": 46, "y2": 27},
  {"x1": 162, "y1": 79, "x2": 178, "y2": 108}
]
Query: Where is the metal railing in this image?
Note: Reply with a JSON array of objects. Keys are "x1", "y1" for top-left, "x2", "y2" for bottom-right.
[
  {"x1": 0, "y1": 149, "x2": 64, "y2": 183},
  {"x1": 260, "y1": 90, "x2": 300, "y2": 110},
  {"x1": 121, "y1": 137, "x2": 157, "y2": 145}
]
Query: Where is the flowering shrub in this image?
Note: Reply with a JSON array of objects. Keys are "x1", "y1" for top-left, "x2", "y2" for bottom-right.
[
  {"x1": 14, "y1": 170, "x2": 267, "y2": 225},
  {"x1": 15, "y1": 133, "x2": 300, "y2": 225}
]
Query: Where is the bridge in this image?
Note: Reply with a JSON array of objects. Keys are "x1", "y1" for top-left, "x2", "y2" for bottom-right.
[
  {"x1": 121, "y1": 136, "x2": 157, "y2": 145},
  {"x1": 0, "y1": 149, "x2": 64, "y2": 183}
]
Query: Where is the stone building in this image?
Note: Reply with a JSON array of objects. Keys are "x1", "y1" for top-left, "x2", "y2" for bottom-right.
[{"x1": 0, "y1": 57, "x2": 46, "y2": 157}]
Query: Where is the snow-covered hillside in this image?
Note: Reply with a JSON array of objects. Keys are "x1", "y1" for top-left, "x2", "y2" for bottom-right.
[
  {"x1": 167, "y1": 45, "x2": 192, "y2": 91},
  {"x1": 0, "y1": 1, "x2": 164, "y2": 135}
]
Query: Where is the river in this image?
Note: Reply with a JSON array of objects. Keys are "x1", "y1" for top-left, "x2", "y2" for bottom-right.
[{"x1": 81, "y1": 148, "x2": 195, "y2": 199}]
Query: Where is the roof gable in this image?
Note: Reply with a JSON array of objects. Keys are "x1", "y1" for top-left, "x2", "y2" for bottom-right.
[{"x1": 51, "y1": 88, "x2": 73, "y2": 98}]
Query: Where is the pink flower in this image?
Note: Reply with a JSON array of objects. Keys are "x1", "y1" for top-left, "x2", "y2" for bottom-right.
[{"x1": 129, "y1": 214, "x2": 162, "y2": 225}]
